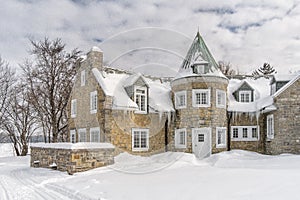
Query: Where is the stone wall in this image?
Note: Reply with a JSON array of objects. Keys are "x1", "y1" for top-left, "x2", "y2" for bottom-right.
[
  {"x1": 30, "y1": 143, "x2": 115, "y2": 174},
  {"x1": 171, "y1": 75, "x2": 229, "y2": 154},
  {"x1": 107, "y1": 110, "x2": 169, "y2": 156},
  {"x1": 265, "y1": 77, "x2": 300, "y2": 154},
  {"x1": 229, "y1": 112, "x2": 265, "y2": 153}
]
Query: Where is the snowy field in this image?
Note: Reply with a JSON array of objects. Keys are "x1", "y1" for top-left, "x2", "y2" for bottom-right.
[{"x1": 1, "y1": 144, "x2": 300, "y2": 200}]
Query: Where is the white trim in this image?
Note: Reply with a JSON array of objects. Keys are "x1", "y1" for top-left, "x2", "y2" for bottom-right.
[
  {"x1": 70, "y1": 130, "x2": 76, "y2": 143},
  {"x1": 239, "y1": 90, "x2": 252, "y2": 102},
  {"x1": 78, "y1": 128, "x2": 87, "y2": 142},
  {"x1": 134, "y1": 86, "x2": 147, "y2": 114},
  {"x1": 216, "y1": 127, "x2": 227, "y2": 148},
  {"x1": 71, "y1": 99, "x2": 77, "y2": 118},
  {"x1": 175, "y1": 128, "x2": 187, "y2": 148},
  {"x1": 90, "y1": 91, "x2": 97, "y2": 114},
  {"x1": 175, "y1": 91, "x2": 187, "y2": 109},
  {"x1": 192, "y1": 127, "x2": 212, "y2": 157},
  {"x1": 267, "y1": 114, "x2": 274, "y2": 139},
  {"x1": 90, "y1": 127, "x2": 100, "y2": 143},
  {"x1": 81, "y1": 70, "x2": 86, "y2": 86},
  {"x1": 192, "y1": 89, "x2": 211, "y2": 107},
  {"x1": 216, "y1": 89, "x2": 226, "y2": 108},
  {"x1": 231, "y1": 126, "x2": 260, "y2": 141},
  {"x1": 132, "y1": 128, "x2": 149, "y2": 151}
]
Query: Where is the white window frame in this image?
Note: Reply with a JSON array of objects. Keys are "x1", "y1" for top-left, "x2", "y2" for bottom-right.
[
  {"x1": 175, "y1": 128, "x2": 187, "y2": 148},
  {"x1": 70, "y1": 129, "x2": 76, "y2": 143},
  {"x1": 81, "y1": 70, "x2": 86, "y2": 86},
  {"x1": 192, "y1": 89, "x2": 211, "y2": 107},
  {"x1": 132, "y1": 128, "x2": 149, "y2": 151},
  {"x1": 216, "y1": 127, "x2": 227, "y2": 148},
  {"x1": 78, "y1": 128, "x2": 87, "y2": 142},
  {"x1": 194, "y1": 65, "x2": 205, "y2": 74},
  {"x1": 239, "y1": 90, "x2": 252, "y2": 103},
  {"x1": 90, "y1": 91, "x2": 97, "y2": 114},
  {"x1": 134, "y1": 86, "x2": 147, "y2": 114},
  {"x1": 231, "y1": 126, "x2": 260, "y2": 141},
  {"x1": 267, "y1": 114, "x2": 274, "y2": 139},
  {"x1": 216, "y1": 89, "x2": 226, "y2": 108},
  {"x1": 175, "y1": 91, "x2": 187, "y2": 109},
  {"x1": 71, "y1": 99, "x2": 77, "y2": 118},
  {"x1": 90, "y1": 127, "x2": 100, "y2": 143}
]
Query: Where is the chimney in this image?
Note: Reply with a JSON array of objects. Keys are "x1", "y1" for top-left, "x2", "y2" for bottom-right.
[{"x1": 87, "y1": 46, "x2": 103, "y2": 71}]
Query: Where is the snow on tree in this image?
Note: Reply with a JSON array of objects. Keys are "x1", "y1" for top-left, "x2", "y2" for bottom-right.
[
  {"x1": 252, "y1": 63, "x2": 276, "y2": 79},
  {"x1": 22, "y1": 38, "x2": 81, "y2": 143}
]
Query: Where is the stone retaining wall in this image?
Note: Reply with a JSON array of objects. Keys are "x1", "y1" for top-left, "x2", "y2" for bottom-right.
[{"x1": 30, "y1": 143, "x2": 115, "y2": 174}]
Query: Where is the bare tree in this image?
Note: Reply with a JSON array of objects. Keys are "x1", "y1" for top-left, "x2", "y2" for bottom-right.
[
  {"x1": 0, "y1": 56, "x2": 15, "y2": 142},
  {"x1": 4, "y1": 83, "x2": 38, "y2": 156},
  {"x1": 218, "y1": 61, "x2": 236, "y2": 76},
  {"x1": 22, "y1": 38, "x2": 81, "y2": 143}
]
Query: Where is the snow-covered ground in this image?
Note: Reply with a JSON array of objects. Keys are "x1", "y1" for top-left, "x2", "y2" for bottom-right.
[{"x1": 1, "y1": 144, "x2": 300, "y2": 200}]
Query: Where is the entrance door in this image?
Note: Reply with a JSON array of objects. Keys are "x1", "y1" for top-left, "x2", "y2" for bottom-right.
[{"x1": 192, "y1": 128, "x2": 211, "y2": 159}]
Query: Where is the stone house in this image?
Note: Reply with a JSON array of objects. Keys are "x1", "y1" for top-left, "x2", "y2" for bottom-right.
[{"x1": 67, "y1": 31, "x2": 300, "y2": 160}]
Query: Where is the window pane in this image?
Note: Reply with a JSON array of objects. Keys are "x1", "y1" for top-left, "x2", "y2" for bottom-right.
[
  {"x1": 233, "y1": 128, "x2": 238, "y2": 138},
  {"x1": 133, "y1": 131, "x2": 140, "y2": 148},
  {"x1": 242, "y1": 128, "x2": 248, "y2": 138},
  {"x1": 179, "y1": 131, "x2": 185, "y2": 145},
  {"x1": 252, "y1": 128, "x2": 257, "y2": 138},
  {"x1": 198, "y1": 134, "x2": 204, "y2": 142},
  {"x1": 140, "y1": 131, "x2": 147, "y2": 148}
]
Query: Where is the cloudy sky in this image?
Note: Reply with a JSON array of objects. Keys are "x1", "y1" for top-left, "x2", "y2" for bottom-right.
[{"x1": 1, "y1": 0, "x2": 300, "y2": 75}]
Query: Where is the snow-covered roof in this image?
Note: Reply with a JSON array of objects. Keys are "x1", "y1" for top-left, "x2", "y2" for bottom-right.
[
  {"x1": 273, "y1": 73, "x2": 300, "y2": 97},
  {"x1": 30, "y1": 142, "x2": 115, "y2": 150},
  {"x1": 273, "y1": 74, "x2": 297, "y2": 82},
  {"x1": 228, "y1": 77, "x2": 273, "y2": 112},
  {"x1": 92, "y1": 68, "x2": 174, "y2": 113}
]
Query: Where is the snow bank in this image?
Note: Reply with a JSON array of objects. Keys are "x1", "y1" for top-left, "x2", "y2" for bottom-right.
[
  {"x1": 0, "y1": 143, "x2": 14, "y2": 157},
  {"x1": 30, "y1": 142, "x2": 115, "y2": 150}
]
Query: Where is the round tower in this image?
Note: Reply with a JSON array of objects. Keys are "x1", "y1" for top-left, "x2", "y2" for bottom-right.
[{"x1": 171, "y1": 32, "x2": 228, "y2": 158}]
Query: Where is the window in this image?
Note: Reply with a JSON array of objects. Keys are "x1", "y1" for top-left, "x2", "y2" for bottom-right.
[
  {"x1": 71, "y1": 99, "x2": 77, "y2": 118},
  {"x1": 90, "y1": 91, "x2": 97, "y2": 114},
  {"x1": 192, "y1": 89, "x2": 211, "y2": 107},
  {"x1": 267, "y1": 114, "x2": 274, "y2": 139},
  {"x1": 233, "y1": 128, "x2": 238, "y2": 138},
  {"x1": 239, "y1": 91, "x2": 252, "y2": 102},
  {"x1": 175, "y1": 128, "x2": 187, "y2": 148},
  {"x1": 70, "y1": 130, "x2": 76, "y2": 143},
  {"x1": 231, "y1": 126, "x2": 259, "y2": 141},
  {"x1": 193, "y1": 64, "x2": 205, "y2": 74},
  {"x1": 242, "y1": 128, "x2": 248, "y2": 138},
  {"x1": 134, "y1": 86, "x2": 147, "y2": 114},
  {"x1": 175, "y1": 91, "x2": 187, "y2": 109},
  {"x1": 216, "y1": 127, "x2": 226, "y2": 148},
  {"x1": 252, "y1": 127, "x2": 258, "y2": 138},
  {"x1": 78, "y1": 128, "x2": 87, "y2": 142},
  {"x1": 90, "y1": 127, "x2": 100, "y2": 143},
  {"x1": 198, "y1": 134, "x2": 204, "y2": 142},
  {"x1": 132, "y1": 128, "x2": 149, "y2": 151},
  {"x1": 81, "y1": 70, "x2": 86, "y2": 86},
  {"x1": 216, "y1": 90, "x2": 226, "y2": 108}
]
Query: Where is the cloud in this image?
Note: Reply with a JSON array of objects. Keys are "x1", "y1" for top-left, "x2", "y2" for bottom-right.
[{"x1": 0, "y1": 0, "x2": 299, "y2": 74}]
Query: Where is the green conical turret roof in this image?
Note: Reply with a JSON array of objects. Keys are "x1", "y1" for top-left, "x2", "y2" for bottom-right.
[{"x1": 181, "y1": 32, "x2": 219, "y2": 72}]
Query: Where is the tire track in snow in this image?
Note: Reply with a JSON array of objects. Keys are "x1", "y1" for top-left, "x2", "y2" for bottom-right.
[
  {"x1": 0, "y1": 176, "x2": 11, "y2": 200},
  {"x1": 10, "y1": 168, "x2": 98, "y2": 200}
]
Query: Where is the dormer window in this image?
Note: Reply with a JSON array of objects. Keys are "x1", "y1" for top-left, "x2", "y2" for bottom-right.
[
  {"x1": 134, "y1": 86, "x2": 147, "y2": 114},
  {"x1": 192, "y1": 64, "x2": 205, "y2": 74},
  {"x1": 239, "y1": 91, "x2": 251, "y2": 102}
]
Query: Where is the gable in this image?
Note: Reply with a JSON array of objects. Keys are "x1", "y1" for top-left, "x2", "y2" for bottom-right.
[{"x1": 233, "y1": 82, "x2": 254, "y2": 102}]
